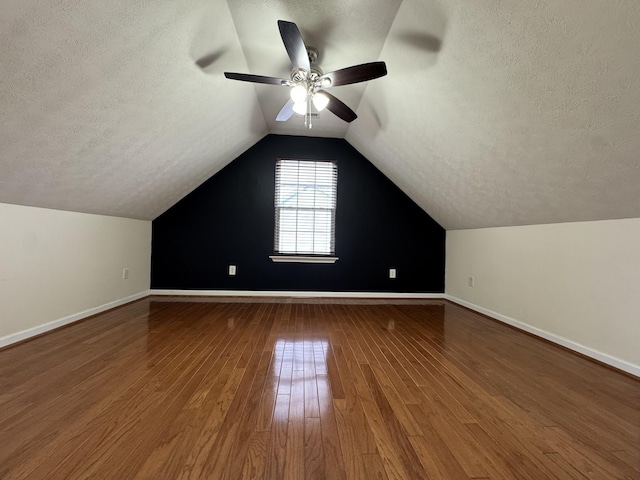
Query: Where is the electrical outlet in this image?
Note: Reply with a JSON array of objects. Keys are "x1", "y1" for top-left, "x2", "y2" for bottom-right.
[
  {"x1": 229, "y1": 265, "x2": 236, "y2": 276},
  {"x1": 468, "y1": 275, "x2": 475, "y2": 287},
  {"x1": 389, "y1": 268, "x2": 396, "y2": 279},
  {"x1": 122, "y1": 268, "x2": 129, "y2": 280}
]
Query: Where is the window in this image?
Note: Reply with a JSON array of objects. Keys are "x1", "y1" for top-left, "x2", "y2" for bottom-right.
[{"x1": 271, "y1": 159, "x2": 338, "y2": 263}]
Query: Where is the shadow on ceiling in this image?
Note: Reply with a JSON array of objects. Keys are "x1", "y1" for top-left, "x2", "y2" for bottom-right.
[
  {"x1": 195, "y1": 48, "x2": 228, "y2": 71},
  {"x1": 366, "y1": 0, "x2": 448, "y2": 133},
  {"x1": 396, "y1": 32, "x2": 442, "y2": 53}
]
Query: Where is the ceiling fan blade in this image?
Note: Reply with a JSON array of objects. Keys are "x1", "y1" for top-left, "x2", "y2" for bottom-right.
[
  {"x1": 278, "y1": 20, "x2": 310, "y2": 72},
  {"x1": 224, "y1": 72, "x2": 286, "y2": 85},
  {"x1": 323, "y1": 91, "x2": 357, "y2": 123},
  {"x1": 276, "y1": 99, "x2": 295, "y2": 121},
  {"x1": 320, "y1": 61, "x2": 387, "y2": 87}
]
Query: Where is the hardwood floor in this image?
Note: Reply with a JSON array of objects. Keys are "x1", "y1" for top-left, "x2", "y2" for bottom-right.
[{"x1": 0, "y1": 297, "x2": 638, "y2": 479}]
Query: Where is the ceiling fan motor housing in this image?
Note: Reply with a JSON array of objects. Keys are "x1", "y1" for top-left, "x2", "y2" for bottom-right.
[{"x1": 291, "y1": 47, "x2": 323, "y2": 83}]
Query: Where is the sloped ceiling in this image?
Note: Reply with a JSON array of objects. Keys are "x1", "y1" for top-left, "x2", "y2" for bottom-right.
[
  {"x1": 0, "y1": 0, "x2": 266, "y2": 220},
  {"x1": 348, "y1": 0, "x2": 640, "y2": 229},
  {"x1": 1, "y1": 0, "x2": 639, "y2": 229}
]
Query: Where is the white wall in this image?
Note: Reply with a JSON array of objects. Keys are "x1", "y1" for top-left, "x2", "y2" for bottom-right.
[
  {"x1": 0, "y1": 203, "x2": 151, "y2": 345},
  {"x1": 446, "y1": 218, "x2": 640, "y2": 376}
]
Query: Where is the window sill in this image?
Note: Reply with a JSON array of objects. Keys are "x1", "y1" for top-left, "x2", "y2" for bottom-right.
[{"x1": 269, "y1": 255, "x2": 339, "y2": 264}]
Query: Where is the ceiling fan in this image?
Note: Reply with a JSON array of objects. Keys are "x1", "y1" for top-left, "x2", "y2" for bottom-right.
[{"x1": 224, "y1": 20, "x2": 387, "y2": 129}]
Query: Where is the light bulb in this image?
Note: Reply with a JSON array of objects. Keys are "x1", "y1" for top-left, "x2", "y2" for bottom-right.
[
  {"x1": 312, "y1": 92, "x2": 329, "y2": 111},
  {"x1": 292, "y1": 101, "x2": 307, "y2": 115},
  {"x1": 290, "y1": 85, "x2": 307, "y2": 103}
]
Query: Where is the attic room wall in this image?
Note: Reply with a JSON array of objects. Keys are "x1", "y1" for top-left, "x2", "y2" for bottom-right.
[
  {"x1": 151, "y1": 135, "x2": 445, "y2": 293},
  {"x1": 0, "y1": 203, "x2": 151, "y2": 346},
  {"x1": 446, "y1": 218, "x2": 640, "y2": 376}
]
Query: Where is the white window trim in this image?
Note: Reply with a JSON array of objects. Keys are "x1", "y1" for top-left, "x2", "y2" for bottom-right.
[
  {"x1": 269, "y1": 255, "x2": 339, "y2": 264},
  {"x1": 273, "y1": 158, "x2": 338, "y2": 258}
]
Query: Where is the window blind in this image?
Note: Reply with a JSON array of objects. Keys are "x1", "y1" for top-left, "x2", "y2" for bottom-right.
[{"x1": 274, "y1": 159, "x2": 338, "y2": 255}]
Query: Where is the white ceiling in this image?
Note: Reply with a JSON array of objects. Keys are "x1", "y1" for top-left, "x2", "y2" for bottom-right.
[{"x1": 1, "y1": 0, "x2": 639, "y2": 229}]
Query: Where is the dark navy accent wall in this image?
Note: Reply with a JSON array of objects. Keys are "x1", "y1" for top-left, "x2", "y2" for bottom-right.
[{"x1": 151, "y1": 135, "x2": 445, "y2": 292}]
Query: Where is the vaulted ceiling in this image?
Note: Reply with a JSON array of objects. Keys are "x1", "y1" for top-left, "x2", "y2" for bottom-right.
[{"x1": 1, "y1": 0, "x2": 639, "y2": 229}]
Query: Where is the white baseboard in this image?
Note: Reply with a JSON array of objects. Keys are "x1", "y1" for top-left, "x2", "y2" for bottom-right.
[
  {"x1": 13, "y1": 290, "x2": 634, "y2": 377},
  {"x1": 0, "y1": 291, "x2": 150, "y2": 349},
  {"x1": 445, "y1": 295, "x2": 640, "y2": 378},
  {"x1": 150, "y1": 289, "x2": 444, "y2": 299}
]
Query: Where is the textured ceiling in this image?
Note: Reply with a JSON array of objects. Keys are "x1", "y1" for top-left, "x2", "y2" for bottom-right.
[
  {"x1": 348, "y1": 0, "x2": 640, "y2": 229},
  {"x1": 0, "y1": 0, "x2": 266, "y2": 220},
  {"x1": 1, "y1": 0, "x2": 639, "y2": 229}
]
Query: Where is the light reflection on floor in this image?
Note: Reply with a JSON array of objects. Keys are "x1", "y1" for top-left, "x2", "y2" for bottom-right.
[{"x1": 270, "y1": 338, "x2": 330, "y2": 422}]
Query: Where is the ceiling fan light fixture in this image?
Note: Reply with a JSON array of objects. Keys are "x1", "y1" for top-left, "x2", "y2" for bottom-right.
[
  {"x1": 312, "y1": 92, "x2": 329, "y2": 112},
  {"x1": 290, "y1": 85, "x2": 307, "y2": 103},
  {"x1": 292, "y1": 101, "x2": 307, "y2": 115}
]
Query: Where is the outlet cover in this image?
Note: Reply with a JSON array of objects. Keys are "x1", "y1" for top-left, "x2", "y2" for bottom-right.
[
  {"x1": 122, "y1": 268, "x2": 129, "y2": 280},
  {"x1": 229, "y1": 265, "x2": 237, "y2": 276},
  {"x1": 468, "y1": 276, "x2": 475, "y2": 287},
  {"x1": 389, "y1": 268, "x2": 397, "y2": 279}
]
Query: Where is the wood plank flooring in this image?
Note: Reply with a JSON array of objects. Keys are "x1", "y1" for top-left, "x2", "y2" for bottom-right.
[{"x1": 0, "y1": 297, "x2": 638, "y2": 479}]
